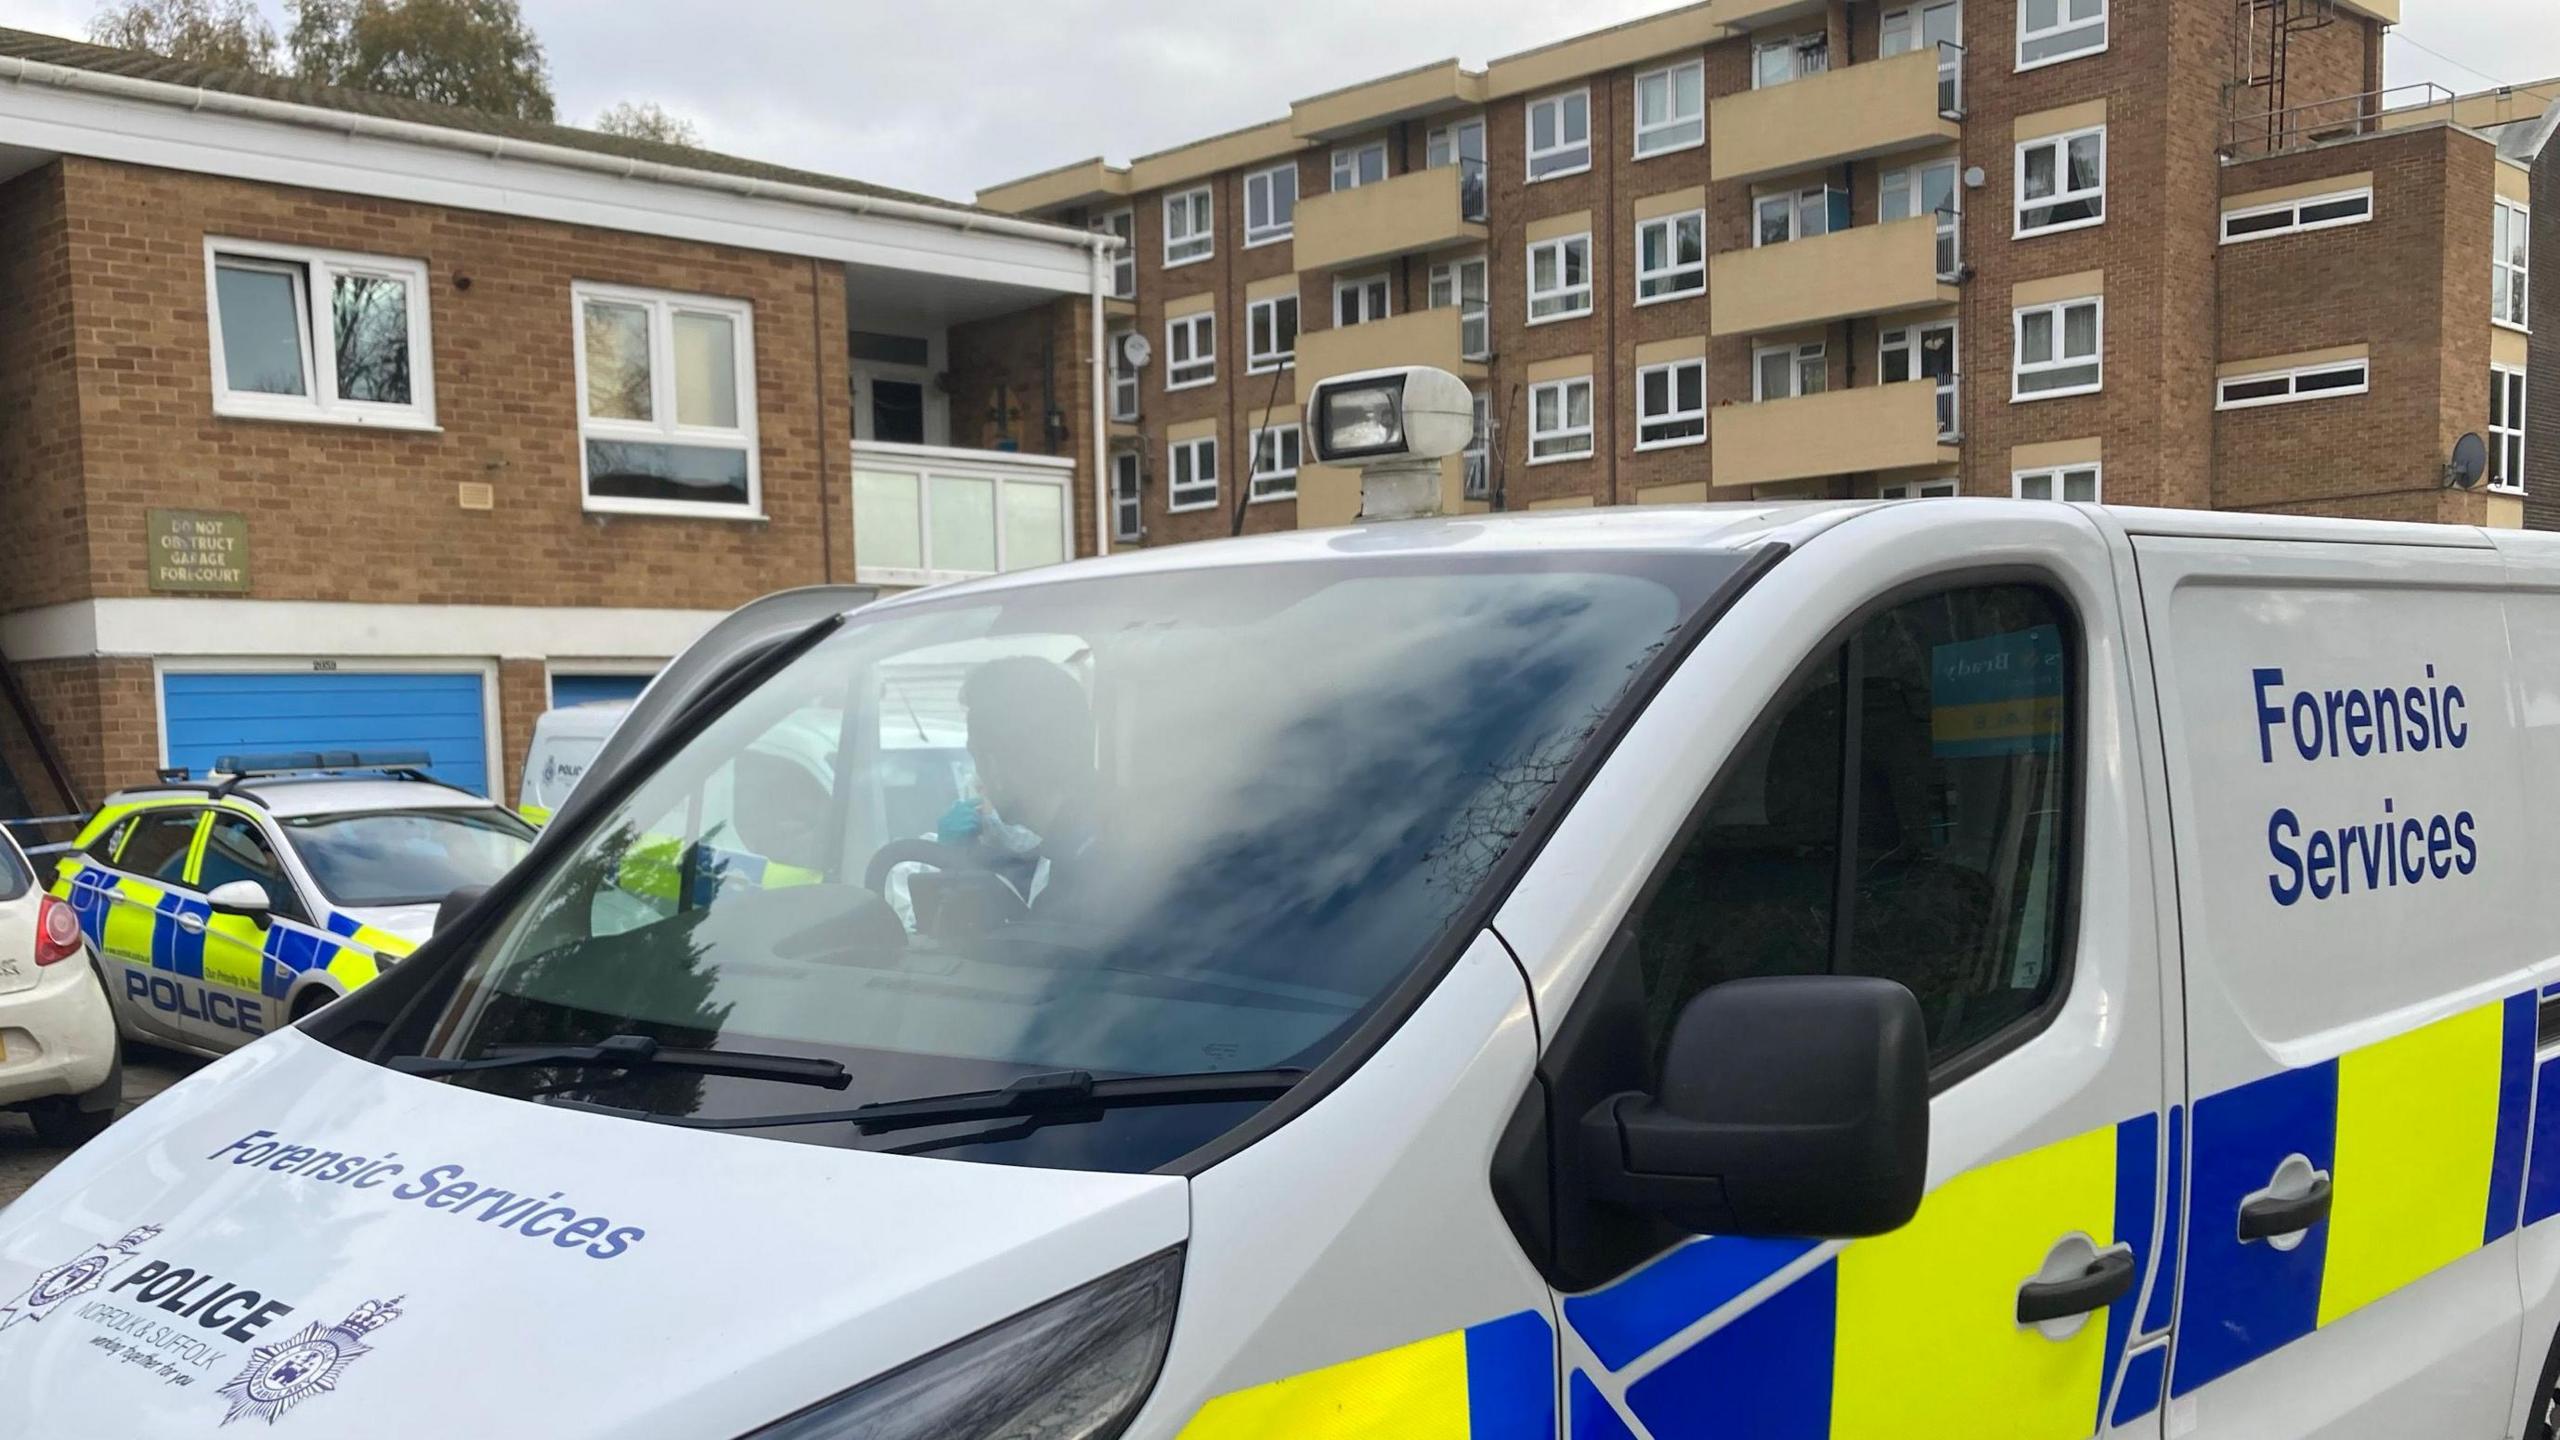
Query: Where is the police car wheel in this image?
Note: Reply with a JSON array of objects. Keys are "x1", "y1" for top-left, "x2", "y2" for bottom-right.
[
  {"x1": 2531, "y1": 1320, "x2": 2560, "y2": 1439},
  {"x1": 26, "y1": 1094, "x2": 116, "y2": 1147},
  {"x1": 289, "y1": 989, "x2": 335, "y2": 1022}
]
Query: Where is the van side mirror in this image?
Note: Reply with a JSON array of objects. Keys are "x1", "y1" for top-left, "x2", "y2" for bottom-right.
[
  {"x1": 1580, "y1": 976, "x2": 1929, "y2": 1239},
  {"x1": 205, "y1": 880, "x2": 273, "y2": 926}
]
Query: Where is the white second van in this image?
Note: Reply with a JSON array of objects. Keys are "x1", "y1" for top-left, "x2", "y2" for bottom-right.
[{"x1": 5, "y1": 500, "x2": 2559, "y2": 1439}]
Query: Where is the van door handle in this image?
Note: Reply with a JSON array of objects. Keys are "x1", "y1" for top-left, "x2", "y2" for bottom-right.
[
  {"x1": 2016, "y1": 1248, "x2": 2137, "y2": 1325},
  {"x1": 2239, "y1": 1176, "x2": 2333, "y2": 1242},
  {"x1": 173, "y1": 911, "x2": 207, "y2": 935}
]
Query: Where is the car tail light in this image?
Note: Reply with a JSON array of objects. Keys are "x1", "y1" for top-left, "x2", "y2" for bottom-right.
[{"x1": 34, "y1": 895, "x2": 82, "y2": 966}]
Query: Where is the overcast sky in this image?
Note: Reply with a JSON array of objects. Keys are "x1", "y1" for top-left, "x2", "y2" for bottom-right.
[{"x1": 8, "y1": 0, "x2": 2555, "y2": 199}]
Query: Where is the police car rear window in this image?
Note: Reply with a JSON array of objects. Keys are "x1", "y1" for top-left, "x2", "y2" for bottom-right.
[{"x1": 0, "y1": 833, "x2": 28, "y2": 900}]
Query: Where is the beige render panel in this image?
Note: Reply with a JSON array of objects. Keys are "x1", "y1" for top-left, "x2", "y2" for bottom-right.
[
  {"x1": 1485, "y1": 2, "x2": 1723, "y2": 98},
  {"x1": 977, "y1": 157, "x2": 1130, "y2": 214},
  {"x1": 1710, "y1": 380, "x2": 1955, "y2": 487},
  {"x1": 1706, "y1": 0, "x2": 1827, "y2": 34},
  {"x1": 1129, "y1": 119, "x2": 1306, "y2": 194},
  {"x1": 2014, "y1": 97, "x2": 2108, "y2": 142},
  {"x1": 1527, "y1": 354, "x2": 1597, "y2": 383},
  {"x1": 2010, "y1": 437, "x2": 2104, "y2": 471},
  {"x1": 1295, "y1": 166, "x2": 1488, "y2": 272},
  {"x1": 2012, "y1": 268, "x2": 2106, "y2": 307},
  {"x1": 1711, "y1": 49, "x2": 1959, "y2": 184},
  {"x1": 1293, "y1": 308, "x2": 1486, "y2": 403},
  {"x1": 1166, "y1": 417, "x2": 1219, "y2": 443},
  {"x1": 1636, "y1": 186, "x2": 1709, "y2": 222},
  {"x1": 1166, "y1": 290, "x2": 1218, "y2": 318},
  {"x1": 2497, "y1": 161, "x2": 2531, "y2": 206},
  {"x1": 1636, "y1": 335, "x2": 1709, "y2": 365},
  {"x1": 1527, "y1": 210, "x2": 1596, "y2": 244},
  {"x1": 1527, "y1": 495, "x2": 1598, "y2": 510},
  {"x1": 1710, "y1": 217, "x2": 1956, "y2": 337},
  {"x1": 1293, "y1": 60, "x2": 1488, "y2": 140},
  {"x1": 1247, "y1": 273, "x2": 1300, "y2": 302},
  {"x1": 2222, "y1": 171, "x2": 2375, "y2": 212},
  {"x1": 2215, "y1": 343, "x2": 2370, "y2": 378},
  {"x1": 2334, "y1": 0, "x2": 2397, "y2": 21},
  {"x1": 2495, "y1": 328, "x2": 2529, "y2": 370},
  {"x1": 1636, "y1": 481, "x2": 1712, "y2": 504},
  {"x1": 2489, "y1": 494, "x2": 2524, "y2": 529}
]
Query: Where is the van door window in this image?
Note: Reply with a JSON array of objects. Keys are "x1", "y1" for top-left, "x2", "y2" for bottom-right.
[{"x1": 1633, "y1": 583, "x2": 2075, "y2": 1069}]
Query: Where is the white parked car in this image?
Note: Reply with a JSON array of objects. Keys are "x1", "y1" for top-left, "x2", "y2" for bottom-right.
[{"x1": 0, "y1": 823, "x2": 119, "y2": 1146}]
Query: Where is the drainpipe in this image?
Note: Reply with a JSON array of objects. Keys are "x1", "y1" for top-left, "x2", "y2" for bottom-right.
[
  {"x1": 0, "y1": 646, "x2": 80, "y2": 814},
  {"x1": 1089, "y1": 237, "x2": 1113, "y2": 557}
]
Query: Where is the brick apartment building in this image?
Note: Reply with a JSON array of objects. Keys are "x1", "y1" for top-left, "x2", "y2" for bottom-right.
[
  {"x1": 980, "y1": 0, "x2": 2549, "y2": 544},
  {"x1": 0, "y1": 29, "x2": 1112, "y2": 820}
]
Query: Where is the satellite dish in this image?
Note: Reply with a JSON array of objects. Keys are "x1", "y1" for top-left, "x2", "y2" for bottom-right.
[
  {"x1": 1118, "y1": 332, "x2": 1153, "y2": 369},
  {"x1": 2445, "y1": 432, "x2": 2488, "y2": 490},
  {"x1": 1963, "y1": 165, "x2": 1986, "y2": 189}
]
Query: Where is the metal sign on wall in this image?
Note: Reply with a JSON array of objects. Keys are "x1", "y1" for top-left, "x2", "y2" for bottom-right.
[{"x1": 147, "y1": 509, "x2": 251, "y2": 593}]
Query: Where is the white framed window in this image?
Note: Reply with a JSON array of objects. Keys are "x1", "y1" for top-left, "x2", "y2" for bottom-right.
[
  {"x1": 850, "y1": 451, "x2": 1074, "y2": 586},
  {"x1": 1882, "y1": 159, "x2": 1962, "y2": 276},
  {"x1": 1108, "y1": 325, "x2": 1140, "y2": 421},
  {"x1": 1430, "y1": 255, "x2": 1492, "y2": 359},
  {"x1": 1247, "y1": 295, "x2": 1299, "y2": 373},
  {"x1": 2016, "y1": 126, "x2": 2105, "y2": 236},
  {"x1": 1091, "y1": 209, "x2": 1136, "y2": 298},
  {"x1": 1636, "y1": 359, "x2": 1707, "y2": 448},
  {"x1": 1164, "y1": 186, "x2": 1214, "y2": 266},
  {"x1": 1529, "y1": 376, "x2": 1595, "y2": 463},
  {"x1": 1755, "y1": 185, "x2": 1848, "y2": 245},
  {"x1": 2214, "y1": 357, "x2": 2368, "y2": 410},
  {"x1": 1165, "y1": 312, "x2": 1216, "y2": 390},
  {"x1": 1244, "y1": 164, "x2": 1297, "y2": 246},
  {"x1": 2012, "y1": 465, "x2": 2100, "y2": 501},
  {"x1": 1634, "y1": 61, "x2": 1706, "y2": 157},
  {"x1": 1527, "y1": 89, "x2": 1592, "y2": 181},
  {"x1": 573, "y1": 282, "x2": 758, "y2": 517},
  {"x1": 1882, "y1": 478, "x2": 1961, "y2": 499},
  {"x1": 2221, "y1": 187, "x2": 2371, "y2": 244},
  {"x1": 1753, "y1": 32, "x2": 1829, "y2": 88},
  {"x1": 2496, "y1": 199, "x2": 2530, "y2": 330},
  {"x1": 1429, "y1": 116, "x2": 1490, "y2": 221},
  {"x1": 1249, "y1": 423, "x2": 1302, "y2": 502},
  {"x1": 1335, "y1": 273, "x2": 1392, "y2": 328},
  {"x1": 1884, "y1": 0, "x2": 1965, "y2": 112},
  {"x1": 2012, "y1": 296, "x2": 2102, "y2": 399},
  {"x1": 2017, "y1": 0, "x2": 2104, "y2": 68},
  {"x1": 1528, "y1": 234, "x2": 1593, "y2": 322},
  {"x1": 1463, "y1": 390, "x2": 1493, "y2": 500},
  {"x1": 1331, "y1": 143, "x2": 1387, "y2": 191},
  {"x1": 1880, "y1": 319, "x2": 1960, "y2": 436},
  {"x1": 2492, "y1": 365, "x2": 2527, "y2": 492},
  {"x1": 206, "y1": 238, "x2": 435, "y2": 429},
  {"x1": 1637, "y1": 211, "x2": 1706, "y2": 302},
  {"x1": 1111, "y1": 449, "x2": 1143, "y2": 542},
  {"x1": 1753, "y1": 341, "x2": 1827, "y2": 400},
  {"x1": 1168, "y1": 436, "x2": 1218, "y2": 512}
]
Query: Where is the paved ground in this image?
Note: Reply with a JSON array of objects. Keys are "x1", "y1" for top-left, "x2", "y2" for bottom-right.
[{"x1": 0, "y1": 1046, "x2": 205, "y2": 1207}]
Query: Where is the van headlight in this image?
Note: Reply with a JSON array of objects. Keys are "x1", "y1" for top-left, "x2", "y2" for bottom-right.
[{"x1": 740, "y1": 1248, "x2": 1183, "y2": 1440}]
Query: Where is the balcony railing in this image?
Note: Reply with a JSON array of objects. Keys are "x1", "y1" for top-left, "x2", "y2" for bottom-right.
[
  {"x1": 1295, "y1": 163, "x2": 1490, "y2": 273},
  {"x1": 850, "y1": 441, "x2": 1077, "y2": 588},
  {"x1": 1710, "y1": 379, "x2": 1958, "y2": 489},
  {"x1": 1710, "y1": 216, "x2": 1959, "y2": 337},
  {"x1": 2224, "y1": 81, "x2": 2451, "y2": 159},
  {"x1": 1711, "y1": 46, "x2": 1962, "y2": 185}
]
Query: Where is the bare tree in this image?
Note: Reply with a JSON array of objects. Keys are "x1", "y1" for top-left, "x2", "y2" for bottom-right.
[
  {"x1": 592, "y1": 101, "x2": 701, "y2": 149},
  {"x1": 286, "y1": 0, "x2": 555, "y2": 121}
]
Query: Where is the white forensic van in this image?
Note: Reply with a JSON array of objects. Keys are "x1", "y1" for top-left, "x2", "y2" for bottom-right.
[{"x1": 5, "y1": 501, "x2": 2560, "y2": 1440}]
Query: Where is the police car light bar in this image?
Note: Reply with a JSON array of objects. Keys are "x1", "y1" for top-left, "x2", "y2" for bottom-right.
[{"x1": 212, "y1": 750, "x2": 436, "y2": 778}]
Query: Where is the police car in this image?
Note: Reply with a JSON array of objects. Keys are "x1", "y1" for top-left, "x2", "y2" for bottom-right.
[
  {"x1": 15, "y1": 482, "x2": 2560, "y2": 1439},
  {"x1": 47, "y1": 753, "x2": 534, "y2": 1055}
]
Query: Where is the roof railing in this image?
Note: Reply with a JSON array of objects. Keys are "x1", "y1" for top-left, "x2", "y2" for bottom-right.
[{"x1": 2223, "y1": 81, "x2": 2456, "y2": 159}]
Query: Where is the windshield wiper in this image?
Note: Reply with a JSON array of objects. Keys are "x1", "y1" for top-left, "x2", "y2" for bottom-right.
[
  {"x1": 387, "y1": 1033, "x2": 851, "y2": 1090},
  {"x1": 550, "y1": 1066, "x2": 1304, "y2": 1134}
]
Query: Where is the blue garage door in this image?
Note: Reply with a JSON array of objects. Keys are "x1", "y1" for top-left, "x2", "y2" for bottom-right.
[
  {"x1": 162, "y1": 671, "x2": 492, "y2": 796},
  {"x1": 549, "y1": 672, "x2": 655, "y2": 708}
]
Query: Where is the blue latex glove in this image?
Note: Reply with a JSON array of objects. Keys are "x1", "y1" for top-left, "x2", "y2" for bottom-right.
[{"x1": 936, "y1": 797, "x2": 984, "y2": 844}]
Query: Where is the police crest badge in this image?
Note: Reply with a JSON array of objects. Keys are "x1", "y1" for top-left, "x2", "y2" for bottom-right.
[
  {"x1": 0, "y1": 1224, "x2": 161, "y2": 1333},
  {"x1": 217, "y1": 1295, "x2": 404, "y2": 1427}
]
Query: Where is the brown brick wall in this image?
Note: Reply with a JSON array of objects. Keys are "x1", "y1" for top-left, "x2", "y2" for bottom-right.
[
  {"x1": 496, "y1": 657, "x2": 548, "y2": 806},
  {"x1": 0, "y1": 165, "x2": 92, "y2": 614},
  {"x1": 12, "y1": 657, "x2": 158, "y2": 807},
  {"x1": 2213, "y1": 128, "x2": 2477, "y2": 520},
  {"x1": 947, "y1": 296, "x2": 1105, "y2": 561},
  {"x1": 54, "y1": 156, "x2": 848, "y2": 614}
]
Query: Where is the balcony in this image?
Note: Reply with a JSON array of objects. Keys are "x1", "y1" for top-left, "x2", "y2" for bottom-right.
[
  {"x1": 1710, "y1": 216, "x2": 1956, "y2": 337},
  {"x1": 1707, "y1": 0, "x2": 1828, "y2": 29},
  {"x1": 1295, "y1": 307, "x2": 1487, "y2": 404},
  {"x1": 849, "y1": 441, "x2": 1078, "y2": 588},
  {"x1": 1294, "y1": 164, "x2": 1488, "y2": 274},
  {"x1": 1711, "y1": 47, "x2": 1959, "y2": 185},
  {"x1": 1711, "y1": 380, "x2": 1956, "y2": 488}
]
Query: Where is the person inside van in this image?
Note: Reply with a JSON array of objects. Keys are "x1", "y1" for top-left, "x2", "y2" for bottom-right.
[{"x1": 933, "y1": 655, "x2": 1099, "y2": 908}]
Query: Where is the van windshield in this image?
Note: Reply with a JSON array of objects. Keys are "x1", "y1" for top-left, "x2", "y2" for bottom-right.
[{"x1": 400, "y1": 549, "x2": 1745, "y2": 1172}]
